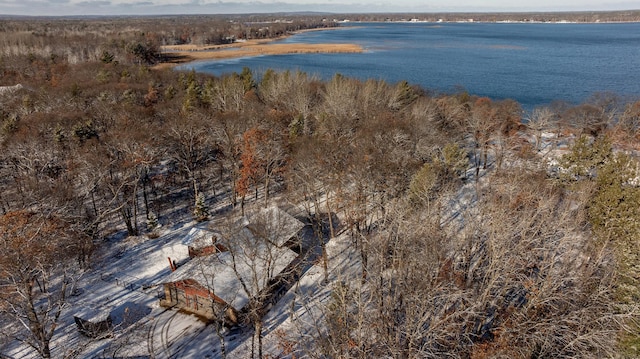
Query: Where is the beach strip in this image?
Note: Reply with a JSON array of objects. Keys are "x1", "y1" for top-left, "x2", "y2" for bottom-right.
[{"x1": 155, "y1": 32, "x2": 363, "y2": 69}]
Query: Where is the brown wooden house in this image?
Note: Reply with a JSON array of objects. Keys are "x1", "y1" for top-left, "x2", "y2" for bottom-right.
[{"x1": 158, "y1": 207, "x2": 304, "y2": 325}]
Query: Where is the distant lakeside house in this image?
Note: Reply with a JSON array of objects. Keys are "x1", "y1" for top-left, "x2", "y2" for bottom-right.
[{"x1": 158, "y1": 206, "x2": 304, "y2": 325}]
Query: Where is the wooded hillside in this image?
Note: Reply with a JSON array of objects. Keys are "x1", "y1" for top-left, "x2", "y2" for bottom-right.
[{"x1": 1, "y1": 15, "x2": 640, "y2": 358}]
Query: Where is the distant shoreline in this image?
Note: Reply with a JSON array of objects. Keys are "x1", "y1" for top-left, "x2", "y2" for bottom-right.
[
  {"x1": 154, "y1": 19, "x2": 636, "y2": 70},
  {"x1": 336, "y1": 19, "x2": 640, "y2": 25},
  {"x1": 154, "y1": 27, "x2": 362, "y2": 70}
]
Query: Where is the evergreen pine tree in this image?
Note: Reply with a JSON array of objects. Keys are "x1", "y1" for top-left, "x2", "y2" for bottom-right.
[
  {"x1": 147, "y1": 212, "x2": 159, "y2": 231},
  {"x1": 193, "y1": 193, "x2": 209, "y2": 222},
  {"x1": 146, "y1": 212, "x2": 160, "y2": 238}
]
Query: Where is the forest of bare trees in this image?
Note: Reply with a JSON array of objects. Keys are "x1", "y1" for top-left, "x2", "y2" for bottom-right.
[{"x1": 1, "y1": 15, "x2": 640, "y2": 358}]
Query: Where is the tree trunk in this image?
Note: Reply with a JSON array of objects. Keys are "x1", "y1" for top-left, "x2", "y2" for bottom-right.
[
  {"x1": 482, "y1": 145, "x2": 488, "y2": 169},
  {"x1": 231, "y1": 181, "x2": 238, "y2": 208},
  {"x1": 40, "y1": 339, "x2": 51, "y2": 358},
  {"x1": 326, "y1": 197, "x2": 335, "y2": 239},
  {"x1": 321, "y1": 243, "x2": 329, "y2": 284},
  {"x1": 264, "y1": 174, "x2": 270, "y2": 207},
  {"x1": 0, "y1": 191, "x2": 7, "y2": 215},
  {"x1": 25, "y1": 281, "x2": 53, "y2": 359},
  {"x1": 192, "y1": 177, "x2": 199, "y2": 201},
  {"x1": 251, "y1": 328, "x2": 255, "y2": 359},
  {"x1": 214, "y1": 316, "x2": 227, "y2": 359},
  {"x1": 121, "y1": 206, "x2": 136, "y2": 236},
  {"x1": 241, "y1": 195, "x2": 246, "y2": 217},
  {"x1": 358, "y1": 233, "x2": 368, "y2": 280},
  {"x1": 142, "y1": 173, "x2": 150, "y2": 219},
  {"x1": 91, "y1": 188, "x2": 98, "y2": 218},
  {"x1": 312, "y1": 197, "x2": 329, "y2": 283},
  {"x1": 132, "y1": 183, "x2": 139, "y2": 236},
  {"x1": 256, "y1": 319, "x2": 263, "y2": 359}
]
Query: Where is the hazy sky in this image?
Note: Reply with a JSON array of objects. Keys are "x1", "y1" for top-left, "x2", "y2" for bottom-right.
[{"x1": 0, "y1": 0, "x2": 639, "y2": 16}]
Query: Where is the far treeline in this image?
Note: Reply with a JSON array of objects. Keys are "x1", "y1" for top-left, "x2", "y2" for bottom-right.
[
  {"x1": 1, "y1": 15, "x2": 640, "y2": 358},
  {"x1": 337, "y1": 10, "x2": 640, "y2": 22},
  {"x1": 0, "y1": 15, "x2": 336, "y2": 67}
]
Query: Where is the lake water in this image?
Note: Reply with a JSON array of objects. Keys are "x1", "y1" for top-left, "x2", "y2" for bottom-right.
[{"x1": 180, "y1": 22, "x2": 640, "y2": 109}]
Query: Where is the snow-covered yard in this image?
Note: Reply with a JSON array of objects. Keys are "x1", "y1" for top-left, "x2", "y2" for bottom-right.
[{"x1": 2, "y1": 200, "x2": 362, "y2": 359}]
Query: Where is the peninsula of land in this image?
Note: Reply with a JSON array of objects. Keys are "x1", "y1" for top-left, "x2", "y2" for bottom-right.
[{"x1": 157, "y1": 31, "x2": 363, "y2": 69}]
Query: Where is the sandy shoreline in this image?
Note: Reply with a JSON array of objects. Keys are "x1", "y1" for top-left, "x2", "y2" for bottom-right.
[{"x1": 155, "y1": 28, "x2": 363, "y2": 69}]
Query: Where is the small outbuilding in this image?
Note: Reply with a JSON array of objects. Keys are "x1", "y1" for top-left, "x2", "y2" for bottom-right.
[
  {"x1": 73, "y1": 307, "x2": 113, "y2": 338},
  {"x1": 182, "y1": 227, "x2": 226, "y2": 258}
]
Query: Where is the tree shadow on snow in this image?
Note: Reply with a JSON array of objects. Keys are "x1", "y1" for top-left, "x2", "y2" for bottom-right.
[{"x1": 110, "y1": 301, "x2": 152, "y2": 329}]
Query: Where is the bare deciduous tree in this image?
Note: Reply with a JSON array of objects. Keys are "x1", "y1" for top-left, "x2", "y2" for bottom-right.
[
  {"x1": 526, "y1": 106, "x2": 556, "y2": 152},
  {"x1": 312, "y1": 167, "x2": 633, "y2": 358},
  {"x1": 0, "y1": 211, "x2": 84, "y2": 359}
]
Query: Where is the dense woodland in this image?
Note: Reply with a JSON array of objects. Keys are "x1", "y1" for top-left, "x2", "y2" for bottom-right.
[{"x1": 1, "y1": 15, "x2": 640, "y2": 358}]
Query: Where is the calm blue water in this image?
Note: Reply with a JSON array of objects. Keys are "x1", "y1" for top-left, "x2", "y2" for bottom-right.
[{"x1": 180, "y1": 22, "x2": 640, "y2": 109}]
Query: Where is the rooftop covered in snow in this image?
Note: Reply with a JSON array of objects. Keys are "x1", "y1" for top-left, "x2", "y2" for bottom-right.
[
  {"x1": 245, "y1": 206, "x2": 305, "y2": 248},
  {"x1": 160, "y1": 227, "x2": 298, "y2": 310},
  {"x1": 182, "y1": 227, "x2": 223, "y2": 250}
]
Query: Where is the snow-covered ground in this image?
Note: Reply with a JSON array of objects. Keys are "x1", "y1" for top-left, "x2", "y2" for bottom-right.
[{"x1": 2, "y1": 199, "x2": 362, "y2": 358}]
